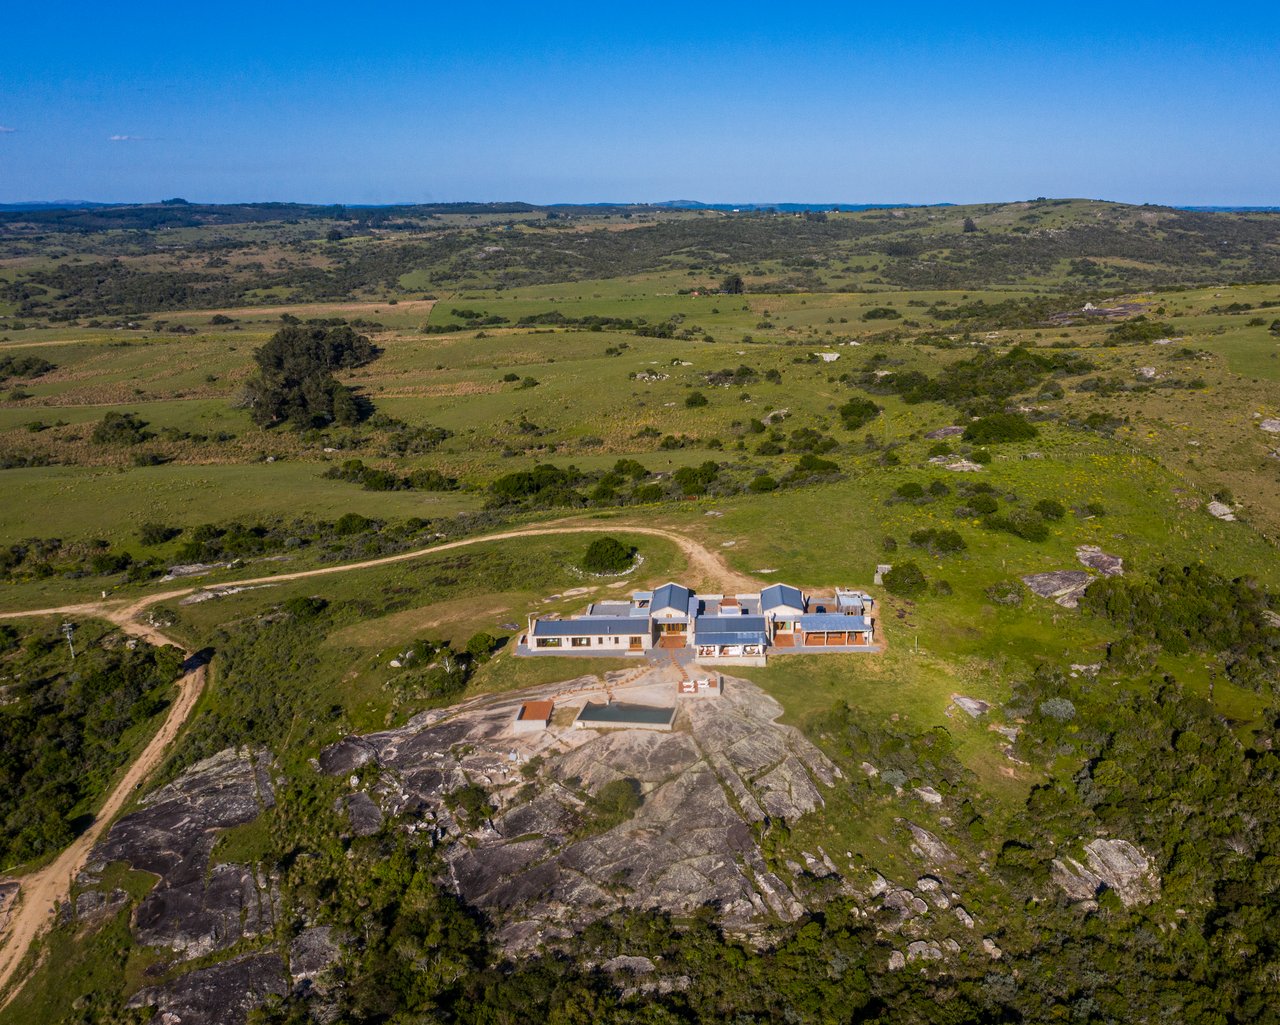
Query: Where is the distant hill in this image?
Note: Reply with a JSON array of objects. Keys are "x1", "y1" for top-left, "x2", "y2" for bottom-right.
[
  {"x1": 650, "y1": 200, "x2": 951, "y2": 212},
  {"x1": 0, "y1": 201, "x2": 115, "y2": 211}
]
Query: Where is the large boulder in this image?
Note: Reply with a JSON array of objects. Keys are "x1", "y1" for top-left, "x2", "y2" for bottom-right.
[
  {"x1": 1051, "y1": 838, "x2": 1160, "y2": 907},
  {"x1": 126, "y1": 952, "x2": 287, "y2": 1025},
  {"x1": 1021, "y1": 571, "x2": 1093, "y2": 608}
]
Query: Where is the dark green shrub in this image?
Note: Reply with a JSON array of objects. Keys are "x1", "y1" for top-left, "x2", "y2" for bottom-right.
[
  {"x1": 139, "y1": 522, "x2": 182, "y2": 546},
  {"x1": 963, "y1": 412, "x2": 1039, "y2": 444},
  {"x1": 969, "y1": 494, "x2": 998, "y2": 514},
  {"x1": 883, "y1": 561, "x2": 927, "y2": 597},
  {"x1": 581, "y1": 537, "x2": 636, "y2": 573},
  {"x1": 91, "y1": 411, "x2": 153, "y2": 445},
  {"x1": 838, "y1": 396, "x2": 881, "y2": 431},
  {"x1": 334, "y1": 512, "x2": 374, "y2": 535}
]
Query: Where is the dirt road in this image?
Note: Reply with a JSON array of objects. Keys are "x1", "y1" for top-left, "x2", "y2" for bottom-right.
[{"x1": 0, "y1": 519, "x2": 750, "y2": 1003}]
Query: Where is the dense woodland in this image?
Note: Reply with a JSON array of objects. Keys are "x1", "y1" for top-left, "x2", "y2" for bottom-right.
[{"x1": 0, "y1": 625, "x2": 183, "y2": 868}]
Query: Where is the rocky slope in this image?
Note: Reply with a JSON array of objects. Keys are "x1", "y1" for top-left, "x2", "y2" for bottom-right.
[{"x1": 320, "y1": 668, "x2": 840, "y2": 949}]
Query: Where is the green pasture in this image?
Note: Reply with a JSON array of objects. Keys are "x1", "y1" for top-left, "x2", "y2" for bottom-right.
[{"x1": 0, "y1": 462, "x2": 481, "y2": 548}]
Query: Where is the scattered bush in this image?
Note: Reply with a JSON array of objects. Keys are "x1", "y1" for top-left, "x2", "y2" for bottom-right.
[
  {"x1": 984, "y1": 510, "x2": 1050, "y2": 542},
  {"x1": 909, "y1": 528, "x2": 967, "y2": 555},
  {"x1": 985, "y1": 581, "x2": 1025, "y2": 606}
]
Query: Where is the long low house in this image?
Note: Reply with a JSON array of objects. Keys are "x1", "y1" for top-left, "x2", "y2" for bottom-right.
[{"x1": 521, "y1": 581, "x2": 876, "y2": 665}]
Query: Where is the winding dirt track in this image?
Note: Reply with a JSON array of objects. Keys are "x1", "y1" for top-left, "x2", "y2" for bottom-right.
[{"x1": 0, "y1": 521, "x2": 750, "y2": 1003}]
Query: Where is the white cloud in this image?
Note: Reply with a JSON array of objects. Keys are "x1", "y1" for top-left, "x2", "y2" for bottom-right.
[
  {"x1": 0, "y1": 126, "x2": 15, "y2": 134},
  {"x1": 108, "y1": 134, "x2": 144, "y2": 142}
]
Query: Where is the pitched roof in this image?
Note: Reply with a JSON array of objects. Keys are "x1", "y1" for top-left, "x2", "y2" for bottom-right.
[
  {"x1": 694, "y1": 614, "x2": 768, "y2": 635},
  {"x1": 531, "y1": 617, "x2": 649, "y2": 637},
  {"x1": 760, "y1": 583, "x2": 805, "y2": 612},
  {"x1": 693, "y1": 615, "x2": 768, "y2": 644},
  {"x1": 651, "y1": 582, "x2": 693, "y2": 614}
]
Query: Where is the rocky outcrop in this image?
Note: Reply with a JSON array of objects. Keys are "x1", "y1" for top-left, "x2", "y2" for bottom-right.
[
  {"x1": 289, "y1": 924, "x2": 344, "y2": 1007},
  {"x1": 1076, "y1": 546, "x2": 1123, "y2": 576},
  {"x1": 1022, "y1": 570, "x2": 1093, "y2": 608},
  {"x1": 903, "y1": 822, "x2": 957, "y2": 866},
  {"x1": 951, "y1": 696, "x2": 990, "y2": 718},
  {"x1": 340, "y1": 791, "x2": 384, "y2": 836},
  {"x1": 318, "y1": 671, "x2": 839, "y2": 949},
  {"x1": 71, "y1": 887, "x2": 128, "y2": 924},
  {"x1": 126, "y1": 952, "x2": 288, "y2": 1025},
  {"x1": 86, "y1": 747, "x2": 279, "y2": 962},
  {"x1": 1051, "y1": 839, "x2": 1160, "y2": 907}
]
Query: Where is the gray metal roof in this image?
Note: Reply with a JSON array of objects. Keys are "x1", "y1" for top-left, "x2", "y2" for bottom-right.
[
  {"x1": 798, "y1": 614, "x2": 871, "y2": 631},
  {"x1": 587, "y1": 601, "x2": 650, "y2": 618},
  {"x1": 575, "y1": 702, "x2": 676, "y2": 725},
  {"x1": 531, "y1": 617, "x2": 650, "y2": 637},
  {"x1": 694, "y1": 614, "x2": 767, "y2": 634},
  {"x1": 696, "y1": 632, "x2": 768, "y2": 645},
  {"x1": 652, "y1": 582, "x2": 692, "y2": 614},
  {"x1": 760, "y1": 583, "x2": 805, "y2": 611}
]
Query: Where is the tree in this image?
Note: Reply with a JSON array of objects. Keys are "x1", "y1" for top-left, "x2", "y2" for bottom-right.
[
  {"x1": 685, "y1": 390, "x2": 709, "y2": 408},
  {"x1": 720, "y1": 273, "x2": 745, "y2": 294},
  {"x1": 465, "y1": 632, "x2": 500, "y2": 662},
  {"x1": 963, "y1": 216, "x2": 978, "y2": 233},
  {"x1": 241, "y1": 323, "x2": 378, "y2": 428}
]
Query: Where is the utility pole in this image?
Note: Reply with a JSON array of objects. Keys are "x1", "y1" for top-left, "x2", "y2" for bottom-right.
[{"x1": 61, "y1": 621, "x2": 76, "y2": 660}]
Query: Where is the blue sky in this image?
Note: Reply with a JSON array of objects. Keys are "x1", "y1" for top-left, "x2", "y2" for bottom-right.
[{"x1": 2, "y1": 1, "x2": 1278, "y2": 205}]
